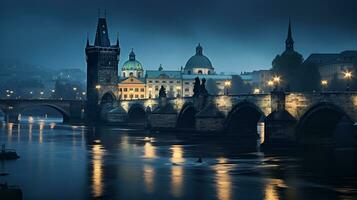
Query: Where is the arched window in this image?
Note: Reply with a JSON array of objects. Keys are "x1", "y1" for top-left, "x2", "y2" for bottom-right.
[{"x1": 198, "y1": 70, "x2": 203, "y2": 74}]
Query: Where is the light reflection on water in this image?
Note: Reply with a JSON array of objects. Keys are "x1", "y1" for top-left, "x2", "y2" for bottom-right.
[
  {"x1": 91, "y1": 142, "x2": 104, "y2": 198},
  {"x1": 170, "y1": 145, "x2": 185, "y2": 197},
  {"x1": 0, "y1": 119, "x2": 357, "y2": 200},
  {"x1": 213, "y1": 157, "x2": 233, "y2": 200}
]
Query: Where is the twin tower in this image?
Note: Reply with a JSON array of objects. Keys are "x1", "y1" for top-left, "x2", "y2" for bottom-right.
[{"x1": 85, "y1": 17, "x2": 120, "y2": 122}]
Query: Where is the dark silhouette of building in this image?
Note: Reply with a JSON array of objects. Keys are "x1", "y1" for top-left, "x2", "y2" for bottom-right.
[
  {"x1": 85, "y1": 16, "x2": 120, "y2": 122},
  {"x1": 285, "y1": 20, "x2": 294, "y2": 52}
]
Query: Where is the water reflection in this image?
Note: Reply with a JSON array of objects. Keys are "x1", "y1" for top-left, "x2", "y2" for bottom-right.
[
  {"x1": 170, "y1": 145, "x2": 184, "y2": 197},
  {"x1": 39, "y1": 121, "x2": 44, "y2": 143},
  {"x1": 143, "y1": 164, "x2": 155, "y2": 193},
  {"x1": 264, "y1": 179, "x2": 286, "y2": 200},
  {"x1": 91, "y1": 141, "x2": 105, "y2": 198},
  {"x1": 213, "y1": 157, "x2": 233, "y2": 200},
  {"x1": 28, "y1": 123, "x2": 33, "y2": 142},
  {"x1": 143, "y1": 142, "x2": 156, "y2": 159}
]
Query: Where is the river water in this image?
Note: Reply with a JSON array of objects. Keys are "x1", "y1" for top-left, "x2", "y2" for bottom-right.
[{"x1": 1, "y1": 119, "x2": 357, "y2": 200}]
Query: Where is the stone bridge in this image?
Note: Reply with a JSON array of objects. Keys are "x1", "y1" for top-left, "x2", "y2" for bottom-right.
[
  {"x1": 0, "y1": 99, "x2": 85, "y2": 124},
  {"x1": 104, "y1": 91, "x2": 357, "y2": 145}
]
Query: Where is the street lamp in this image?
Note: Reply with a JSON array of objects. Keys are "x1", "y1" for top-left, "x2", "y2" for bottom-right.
[
  {"x1": 95, "y1": 85, "x2": 101, "y2": 90},
  {"x1": 272, "y1": 75, "x2": 281, "y2": 90},
  {"x1": 321, "y1": 80, "x2": 328, "y2": 92},
  {"x1": 253, "y1": 88, "x2": 260, "y2": 94},
  {"x1": 343, "y1": 70, "x2": 352, "y2": 91},
  {"x1": 224, "y1": 80, "x2": 231, "y2": 95}
]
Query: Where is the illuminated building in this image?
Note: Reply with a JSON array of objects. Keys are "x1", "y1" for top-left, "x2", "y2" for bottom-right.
[
  {"x1": 118, "y1": 50, "x2": 146, "y2": 100},
  {"x1": 145, "y1": 66, "x2": 182, "y2": 98}
]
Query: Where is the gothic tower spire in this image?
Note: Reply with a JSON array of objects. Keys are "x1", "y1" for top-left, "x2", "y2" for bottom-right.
[
  {"x1": 94, "y1": 16, "x2": 110, "y2": 47},
  {"x1": 285, "y1": 19, "x2": 294, "y2": 51}
]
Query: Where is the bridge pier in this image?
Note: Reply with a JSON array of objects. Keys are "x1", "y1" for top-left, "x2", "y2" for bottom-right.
[
  {"x1": 148, "y1": 97, "x2": 178, "y2": 130},
  {"x1": 263, "y1": 91, "x2": 297, "y2": 146},
  {"x1": 195, "y1": 102, "x2": 225, "y2": 132}
]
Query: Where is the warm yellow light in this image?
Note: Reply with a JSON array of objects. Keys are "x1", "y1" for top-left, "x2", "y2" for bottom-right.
[
  {"x1": 267, "y1": 80, "x2": 274, "y2": 86},
  {"x1": 176, "y1": 86, "x2": 181, "y2": 90},
  {"x1": 273, "y1": 76, "x2": 281, "y2": 84},
  {"x1": 321, "y1": 80, "x2": 328, "y2": 86},
  {"x1": 95, "y1": 85, "x2": 101, "y2": 89},
  {"x1": 344, "y1": 70, "x2": 352, "y2": 79},
  {"x1": 253, "y1": 88, "x2": 260, "y2": 94},
  {"x1": 224, "y1": 80, "x2": 231, "y2": 87}
]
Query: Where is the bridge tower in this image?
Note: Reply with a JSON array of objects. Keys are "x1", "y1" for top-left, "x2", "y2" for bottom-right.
[{"x1": 85, "y1": 15, "x2": 120, "y2": 123}]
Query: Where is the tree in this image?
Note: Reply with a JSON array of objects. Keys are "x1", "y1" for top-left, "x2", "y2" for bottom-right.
[
  {"x1": 206, "y1": 78, "x2": 219, "y2": 95},
  {"x1": 272, "y1": 50, "x2": 321, "y2": 92},
  {"x1": 272, "y1": 51, "x2": 304, "y2": 91},
  {"x1": 231, "y1": 75, "x2": 252, "y2": 94},
  {"x1": 193, "y1": 77, "x2": 201, "y2": 97}
]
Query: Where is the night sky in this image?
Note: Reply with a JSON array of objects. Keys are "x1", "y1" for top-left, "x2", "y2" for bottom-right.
[{"x1": 1, "y1": 0, "x2": 357, "y2": 73}]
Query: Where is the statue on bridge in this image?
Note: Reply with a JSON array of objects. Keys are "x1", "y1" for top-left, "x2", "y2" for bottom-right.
[{"x1": 159, "y1": 86, "x2": 167, "y2": 98}]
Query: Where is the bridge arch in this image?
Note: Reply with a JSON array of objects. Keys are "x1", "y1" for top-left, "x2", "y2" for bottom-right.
[
  {"x1": 16, "y1": 104, "x2": 70, "y2": 123},
  {"x1": 225, "y1": 101, "x2": 265, "y2": 139},
  {"x1": 100, "y1": 92, "x2": 116, "y2": 105},
  {"x1": 296, "y1": 102, "x2": 353, "y2": 145},
  {"x1": 176, "y1": 102, "x2": 196, "y2": 130},
  {"x1": 127, "y1": 103, "x2": 146, "y2": 122}
]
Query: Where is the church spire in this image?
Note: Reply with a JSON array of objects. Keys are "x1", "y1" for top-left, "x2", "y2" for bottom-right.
[
  {"x1": 285, "y1": 19, "x2": 294, "y2": 51},
  {"x1": 116, "y1": 32, "x2": 119, "y2": 47},
  {"x1": 94, "y1": 15, "x2": 110, "y2": 47}
]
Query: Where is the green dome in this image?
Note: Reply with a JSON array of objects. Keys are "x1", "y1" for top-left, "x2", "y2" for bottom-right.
[{"x1": 122, "y1": 49, "x2": 143, "y2": 70}]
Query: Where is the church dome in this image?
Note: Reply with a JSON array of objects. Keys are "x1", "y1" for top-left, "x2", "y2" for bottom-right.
[
  {"x1": 122, "y1": 49, "x2": 143, "y2": 71},
  {"x1": 184, "y1": 43, "x2": 213, "y2": 70}
]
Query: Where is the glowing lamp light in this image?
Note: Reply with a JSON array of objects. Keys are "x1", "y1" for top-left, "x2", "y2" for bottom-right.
[
  {"x1": 273, "y1": 76, "x2": 281, "y2": 84},
  {"x1": 73, "y1": 87, "x2": 77, "y2": 91},
  {"x1": 40, "y1": 91, "x2": 44, "y2": 95},
  {"x1": 82, "y1": 92, "x2": 86, "y2": 95},
  {"x1": 321, "y1": 80, "x2": 328, "y2": 86},
  {"x1": 224, "y1": 80, "x2": 231, "y2": 87},
  {"x1": 253, "y1": 88, "x2": 260, "y2": 94},
  {"x1": 344, "y1": 70, "x2": 352, "y2": 79},
  {"x1": 95, "y1": 85, "x2": 101, "y2": 89}
]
